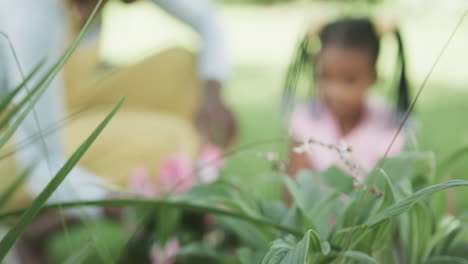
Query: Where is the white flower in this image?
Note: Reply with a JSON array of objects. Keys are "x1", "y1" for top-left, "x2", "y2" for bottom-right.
[
  {"x1": 293, "y1": 139, "x2": 313, "y2": 155},
  {"x1": 338, "y1": 139, "x2": 352, "y2": 158},
  {"x1": 198, "y1": 165, "x2": 219, "y2": 184},
  {"x1": 266, "y1": 152, "x2": 278, "y2": 161},
  {"x1": 256, "y1": 152, "x2": 278, "y2": 161}
]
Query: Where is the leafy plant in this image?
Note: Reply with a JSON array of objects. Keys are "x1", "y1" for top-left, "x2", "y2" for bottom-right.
[{"x1": 0, "y1": 151, "x2": 467, "y2": 263}]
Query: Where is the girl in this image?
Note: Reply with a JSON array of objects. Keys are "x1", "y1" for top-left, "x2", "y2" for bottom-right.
[{"x1": 287, "y1": 18, "x2": 411, "y2": 180}]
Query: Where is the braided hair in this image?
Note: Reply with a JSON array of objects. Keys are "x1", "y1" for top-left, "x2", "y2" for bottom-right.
[{"x1": 283, "y1": 18, "x2": 409, "y2": 116}]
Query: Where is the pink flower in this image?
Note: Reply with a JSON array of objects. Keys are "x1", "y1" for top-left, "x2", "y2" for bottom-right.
[
  {"x1": 197, "y1": 144, "x2": 225, "y2": 184},
  {"x1": 158, "y1": 154, "x2": 196, "y2": 194},
  {"x1": 198, "y1": 144, "x2": 225, "y2": 168},
  {"x1": 129, "y1": 166, "x2": 157, "y2": 197},
  {"x1": 151, "y1": 237, "x2": 181, "y2": 264},
  {"x1": 130, "y1": 146, "x2": 225, "y2": 196}
]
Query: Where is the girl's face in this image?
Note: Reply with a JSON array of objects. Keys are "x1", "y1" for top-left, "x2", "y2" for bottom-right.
[{"x1": 315, "y1": 45, "x2": 376, "y2": 119}]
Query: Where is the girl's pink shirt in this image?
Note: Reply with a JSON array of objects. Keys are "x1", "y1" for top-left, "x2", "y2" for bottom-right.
[{"x1": 289, "y1": 96, "x2": 404, "y2": 179}]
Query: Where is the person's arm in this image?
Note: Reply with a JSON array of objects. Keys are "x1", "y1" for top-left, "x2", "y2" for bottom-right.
[
  {"x1": 1, "y1": 0, "x2": 109, "y2": 217},
  {"x1": 151, "y1": 0, "x2": 230, "y2": 83},
  {"x1": 150, "y1": 0, "x2": 236, "y2": 147}
]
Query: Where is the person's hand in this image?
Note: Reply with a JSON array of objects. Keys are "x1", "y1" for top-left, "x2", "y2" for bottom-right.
[
  {"x1": 196, "y1": 80, "x2": 237, "y2": 148},
  {"x1": 69, "y1": 0, "x2": 108, "y2": 30},
  {"x1": 70, "y1": 0, "x2": 138, "y2": 29}
]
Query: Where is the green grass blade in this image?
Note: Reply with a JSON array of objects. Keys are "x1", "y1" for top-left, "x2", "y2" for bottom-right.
[
  {"x1": 261, "y1": 229, "x2": 330, "y2": 264},
  {"x1": 374, "y1": 169, "x2": 396, "y2": 214},
  {"x1": 282, "y1": 176, "x2": 307, "y2": 215},
  {"x1": 63, "y1": 240, "x2": 94, "y2": 264},
  {"x1": 0, "y1": 0, "x2": 104, "y2": 149},
  {"x1": 0, "y1": 108, "x2": 88, "y2": 162},
  {"x1": 367, "y1": 180, "x2": 468, "y2": 226},
  {"x1": 0, "y1": 66, "x2": 48, "y2": 132},
  {"x1": 424, "y1": 256, "x2": 468, "y2": 264},
  {"x1": 0, "y1": 197, "x2": 302, "y2": 237},
  {"x1": 333, "y1": 250, "x2": 378, "y2": 264},
  {"x1": 0, "y1": 60, "x2": 45, "y2": 115},
  {"x1": 282, "y1": 175, "x2": 315, "y2": 229},
  {"x1": 0, "y1": 98, "x2": 123, "y2": 261},
  {"x1": 0, "y1": 165, "x2": 33, "y2": 209}
]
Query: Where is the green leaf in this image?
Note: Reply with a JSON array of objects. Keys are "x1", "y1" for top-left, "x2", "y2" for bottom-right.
[
  {"x1": 49, "y1": 220, "x2": 127, "y2": 264},
  {"x1": 307, "y1": 193, "x2": 342, "y2": 239},
  {"x1": 174, "y1": 243, "x2": 227, "y2": 262},
  {"x1": 375, "y1": 169, "x2": 396, "y2": 213},
  {"x1": 238, "y1": 248, "x2": 253, "y2": 264},
  {"x1": 319, "y1": 166, "x2": 355, "y2": 195},
  {"x1": 261, "y1": 230, "x2": 330, "y2": 264},
  {"x1": 330, "y1": 225, "x2": 373, "y2": 251},
  {"x1": 280, "y1": 230, "x2": 330, "y2": 264},
  {"x1": 346, "y1": 219, "x2": 393, "y2": 254},
  {"x1": 261, "y1": 237, "x2": 294, "y2": 264},
  {"x1": 283, "y1": 175, "x2": 309, "y2": 216},
  {"x1": 157, "y1": 206, "x2": 180, "y2": 245},
  {"x1": 280, "y1": 207, "x2": 303, "y2": 233},
  {"x1": 259, "y1": 200, "x2": 288, "y2": 225},
  {"x1": 424, "y1": 256, "x2": 468, "y2": 264},
  {"x1": 176, "y1": 182, "x2": 261, "y2": 219},
  {"x1": 334, "y1": 250, "x2": 378, "y2": 264},
  {"x1": 367, "y1": 180, "x2": 468, "y2": 227},
  {"x1": 423, "y1": 216, "x2": 461, "y2": 260},
  {"x1": 431, "y1": 190, "x2": 448, "y2": 224},
  {"x1": 218, "y1": 216, "x2": 271, "y2": 249},
  {"x1": 0, "y1": 165, "x2": 32, "y2": 209},
  {"x1": 296, "y1": 170, "x2": 325, "y2": 212},
  {"x1": 0, "y1": 97, "x2": 123, "y2": 261},
  {"x1": 282, "y1": 174, "x2": 316, "y2": 231},
  {"x1": 0, "y1": 60, "x2": 45, "y2": 115},
  {"x1": 63, "y1": 240, "x2": 94, "y2": 264},
  {"x1": 339, "y1": 188, "x2": 378, "y2": 228},
  {"x1": 346, "y1": 170, "x2": 397, "y2": 252},
  {"x1": 370, "y1": 152, "x2": 435, "y2": 189},
  {"x1": 0, "y1": 0, "x2": 104, "y2": 150},
  {"x1": 407, "y1": 203, "x2": 434, "y2": 264},
  {"x1": 331, "y1": 181, "x2": 468, "y2": 259},
  {"x1": 238, "y1": 247, "x2": 265, "y2": 264},
  {"x1": 344, "y1": 170, "x2": 396, "y2": 253},
  {"x1": 0, "y1": 198, "x2": 302, "y2": 237}
]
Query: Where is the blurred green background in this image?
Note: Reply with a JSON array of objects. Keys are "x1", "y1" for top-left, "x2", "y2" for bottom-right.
[{"x1": 99, "y1": 0, "x2": 468, "y2": 210}]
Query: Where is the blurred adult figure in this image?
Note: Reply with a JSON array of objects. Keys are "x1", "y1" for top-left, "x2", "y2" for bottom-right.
[{"x1": 0, "y1": 0, "x2": 235, "y2": 216}]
